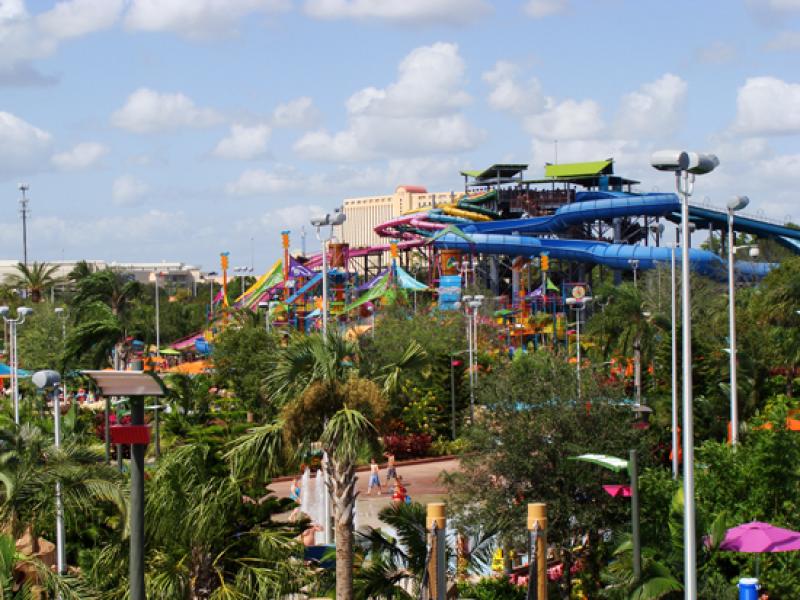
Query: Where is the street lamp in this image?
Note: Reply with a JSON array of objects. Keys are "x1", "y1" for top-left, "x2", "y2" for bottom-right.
[
  {"x1": 566, "y1": 297, "x2": 593, "y2": 400},
  {"x1": 0, "y1": 306, "x2": 32, "y2": 425},
  {"x1": 652, "y1": 149, "x2": 719, "y2": 600},
  {"x1": 153, "y1": 271, "x2": 164, "y2": 357},
  {"x1": 311, "y1": 210, "x2": 347, "y2": 337},
  {"x1": 458, "y1": 294, "x2": 483, "y2": 422},
  {"x1": 726, "y1": 195, "x2": 759, "y2": 446},
  {"x1": 32, "y1": 370, "x2": 66, "y2": 580},
  {"x1": 628, "y1": 259, "x2": 640, "y2": 288},
  {"x1": 55, "y1": 307, "x2": 68, "y2": 405}
]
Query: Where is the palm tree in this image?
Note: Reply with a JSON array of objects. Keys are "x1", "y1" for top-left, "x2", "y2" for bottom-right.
[
  {"x1": 67, "y1": 269, "x2": 142, "y2": 368},
  {"x1": 4, "y1": 262, "x2": 61, "y2": 303},
  {"x1": 228, "y1": 407, "x2": 380, "y2": 600}
]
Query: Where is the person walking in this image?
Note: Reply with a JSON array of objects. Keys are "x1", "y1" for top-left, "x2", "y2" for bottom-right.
[
  {"x1": 384, "y1": 451, "x2": 397, "y2": 481},
  {"x1": 367, "y1": 458, "x2": 382, "y2": 495}
]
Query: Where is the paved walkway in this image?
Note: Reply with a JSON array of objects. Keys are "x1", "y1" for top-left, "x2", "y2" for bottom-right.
[{"x1": 271, "y1": 457, "x2": 461, "y2": 530}]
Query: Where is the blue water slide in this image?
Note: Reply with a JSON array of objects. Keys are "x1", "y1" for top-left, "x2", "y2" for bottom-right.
[
  {"x1": 285, "y1": 273, "x2": 323, "y2": 304},
  {"x1": 432, "y1": 233, "x2": 772, "y2": 279}
]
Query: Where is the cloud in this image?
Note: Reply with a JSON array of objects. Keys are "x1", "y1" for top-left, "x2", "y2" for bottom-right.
[
  {"x1": 213, "y1": 123, "x2": 271, "y2": 160},
  {"x1": 615, "y1": 73, "x2": 687, "y2": 138},
  {"x1": 272, "y1": 97, "x2": 320, "y2": 128},
  {"x1": 124, "y1": 0, "x2": 290, "y2": 39},
  {"x1": 51, "y1": 142, "x2": 108, "y2": 170},
  {"x1": 765, "y1": 31, "x2": 800, "y2": 51},
  {"x1": 112, "y1": 174, "x2": 149, "y2": 205},
  {"x1": 732, "y1": 77, "x2": 800, "y2": 135},
  {"x1": 695, "y1": 41, "x2": 737, "y2": 64},
  {"x1": 303, "y1": 0, "x2": 491, "y2": 25},
  {"x1": 226, "y1": 168, "x2": 303, "y2": 196},
  {"x1": 111, "y1": 88, "x2": 223, "y2": 133},
  {"x1": 0, "y1": 111, "x2": 52, "y2": 177},
  {"x1": 294, "y1": 43, "x2": 483, "y2": 161},
  {"x1": 482, "y1": 61, "x2": 545, "y2": 116},
  {"x1": 523, "y1": 0, "x2": 569, "y2": 18},
  {"x1": 0, "y1": 0, "x2": 123, "y2": 83},
  {"x1": 524, "y1": 99, "x2": 605, "y2": 140}
]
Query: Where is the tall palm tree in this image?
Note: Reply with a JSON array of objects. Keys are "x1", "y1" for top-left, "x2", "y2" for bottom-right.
[
  {"x1": 67, "y1": 269, "x2": 142, "y2": 368},
  {"x1": 4, "y1": 262, "x2": 61, "y2": 303},
  {"x1": 228, "y1": 407, "x2": 380, "y2": 600}
]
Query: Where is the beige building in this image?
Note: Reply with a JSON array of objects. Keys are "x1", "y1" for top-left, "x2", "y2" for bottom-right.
[
  {"x1": 340, "y1": 185, "x2": 453, "y2": 249},
  {"x1": 0, "y1": 260, "x2": 206, "y2": 288}
]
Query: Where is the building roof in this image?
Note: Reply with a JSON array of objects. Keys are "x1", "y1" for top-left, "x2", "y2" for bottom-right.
[
  {"x1": 396, "y1": 185, "x2": 428, "y2": 194},
  {"x1": 460, "y1": 163, "x2": 528, "y2": 183},
  {"x1": 544, "y1": 159, "x2": 614, "y2": 178}
]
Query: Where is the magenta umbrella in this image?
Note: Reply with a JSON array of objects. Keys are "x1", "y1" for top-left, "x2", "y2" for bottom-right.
[{"x1": 719, "y1": 521, "x2": 800, "y2": 553}]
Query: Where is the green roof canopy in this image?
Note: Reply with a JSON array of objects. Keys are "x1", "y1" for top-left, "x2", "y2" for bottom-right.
[
  {"x1": 544, "y1": 159, "x2": 614, "y2": 179},
  {"x1": 461, "y1": 163, "x2": 528, "y2": 183}
]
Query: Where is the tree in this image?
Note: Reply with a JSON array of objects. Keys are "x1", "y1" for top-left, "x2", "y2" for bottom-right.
[
  {"x1": 16, "y1": 307, "x2": 70, "y2": 372},
  {"x1": 227, "y1": 406, "x2": 381, "y2": 600},
  {"x1": 445, "y1": 350, "x2": 654, "y2": 598},
  {"x1": 4, "y1": 262, "x2": 61, "y2": 303},
  {"x1": 212, "y1": 324, "x2": 279, "y2": 420},
  {"x1": 67, "y1": 270, "x2": 142, "y2": 368}
]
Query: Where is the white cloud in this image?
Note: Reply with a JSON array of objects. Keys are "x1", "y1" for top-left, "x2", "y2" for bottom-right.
[
  {"x1": 523, "y1": 0, "x2": 569, "y2": 18},
  {"x1": 124, "y1": 0, "x2": 290, "y2": 39},
  {"x1": 294, "y1": 42, "x2": 483, "y2": 161},
  {"x1": 482, "y1": 61, "x2": 545, "y2": 116},
  {"x1": 524, "y1": 98, "x2": 605, "y2": 140},
  {"x1": 615, "y1": 73, "x2": 687, "y2": 138},
  {"x1": 765, "y1": 31, "x2": 800, "y2": 51},
  {"x1": 226, "y1": 168, "x2": 302, "y2": 196},
  {"x1": 213, "y1": 123, "x2": 271, "y2": 160},
  {"x1": 111, "y1": 88, "x2": 223, "y2": 133},
  {"x1": 732, "y1": 77, "x2": 800, "y2": 135},
  {"x1": 112, "y1": 174, "x2": 149, "y2": 205},
  {"x1": 272, "y1": 97, "x2": 320, "y2": 128},
  {"x1": 0, "y1": 111, "x2": 52, "y2": 176},
  {"x1": 51, "y1": 141, "x2": 108, "y2": 170},
  {"x1": 0, "y1": 0, "x2": 123, "y2": 81},
  {"x1": 695, "y1": 41, "x2": 737, "y2": 64},
  {"x1": 37, "y1": 0, "x2": 123, "y2": 40},
  {"x1": 303, "y1": 0, "x2": 491, "y2": 25}
]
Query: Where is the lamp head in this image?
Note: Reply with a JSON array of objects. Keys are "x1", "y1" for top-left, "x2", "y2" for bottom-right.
[
  {"x1": 54, "y1": 307, "x2": 64, "y2": 315},
  {"x1": 685, "y1": 152, "x2": 719, "y2": 175},
  {"x1": 310, "y1": 216, "x2": 327, "y2": 227},
  {"x1": 749, "y1": 247, "x2": 760, "y2": 258},
  {"x1": 17, "y1": 307, "x2": 32, "y2": 317},
  {"x1": 650, "y1": 150, "x2": 689, "y2": 172},
  {"x1": 32, "y1": 370, "x2": 61, "y2": 390},
  {"x1": 0, "y1": 306, "x2": 9, "y2": 317},
  {"x1": 330, "y1": 211, "x2": 347, "y2": 226},
  {"x1": 727, "y1": 195, "x2": 750, "y2": 212}
]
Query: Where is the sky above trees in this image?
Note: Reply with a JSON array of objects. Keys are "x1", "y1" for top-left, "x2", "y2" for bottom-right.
[{"x1": 0, "y1": 0, "x2": 798, "y2": 270}]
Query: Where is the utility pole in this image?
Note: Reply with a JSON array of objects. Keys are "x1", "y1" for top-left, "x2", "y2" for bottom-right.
[{"x1": 19, "y1": 184, "x2": 30, "y2": 266}]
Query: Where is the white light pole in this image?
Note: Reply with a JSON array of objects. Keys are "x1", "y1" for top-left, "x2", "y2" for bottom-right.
[
  {"x1": 0, "y1": 306, "x2": 32, "y2": 425},
  {"x1": 32, "y1": 370, "x2": 66, "y2": 584},
  {"x1": 311, "y1": 211, "x2": 347, "y2": 337},
  {"x1": 153, "y1": 271, "x2": 162, "y2": 357},
  {"x1": 671, "y1": 232, "x2": 679, "y2": 479},
  {"x1": 207, "y1": 272, "x2": 217, "y2": 325},
  {"x1": 566, "y1": 297, "x2": 593, "y2": 399},
  {"x1": 726, "y1": 196, "x2": 759, "y2": 446},
  {"x1": 628, "y1": 259, "x2": 640, "y2": 287},
  {"x1": 652, "y1": 149, "x2": 719, "y2": 600},
  {"x1": 55, "y1": 307, "x2": 68, "y2": 406},
  {"x1": 459, "y1": 295, "x2": 483, "y2": 422}
]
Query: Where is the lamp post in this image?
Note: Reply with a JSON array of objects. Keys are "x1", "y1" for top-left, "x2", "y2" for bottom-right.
[
  {"x1": 55, "y1": 307, "x2": 68, "y2": 409},
  {"x1": 670, "y1": 233, "x2": 679, "y2": 478},
  {"x1": 18, "y1": 184, "x2": 29, "y2": 268},
  {"x1": 652, "y1": 149, "x2": 719, "y2": 599},
  {"x1": 0, "y1": 306, "x2": 32, "y2": 425},
  {"x1": 153, "y1": 271, "x2": 163, "y2": 357},
  {"x1": 146, "y1": 404, "x2": 165, "y2": 460},
  {"x1": 459, "y1": 295, "x2": 483, "y2": 422},
  {"x1": 566, "y1": 297, "x2": 593, "y2": 400},
  {"x1": 32, "y1": 370, "x2": 66, "y2": 583},
  {"x1": 628, "y1": 259, "x2": 640, "y2": 288},
  {"x1": 726, "y1": 195, "x2": 749, "y2": 446},
  {"x1": 207, "y1": 272, "x2": 218, "y2": 325},
  {"x1": 311, "y1": 210, "x2": 347, "y2": 337}
]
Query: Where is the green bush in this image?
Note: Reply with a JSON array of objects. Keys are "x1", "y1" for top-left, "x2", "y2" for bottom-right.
[{"x1": 457, "y1": 576, "x2": 526, "y2": 600}]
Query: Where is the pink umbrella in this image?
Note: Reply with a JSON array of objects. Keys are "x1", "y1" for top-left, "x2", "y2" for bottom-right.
[{"x1": 719, "y1": 521, "x2": 800, "y2": 553}]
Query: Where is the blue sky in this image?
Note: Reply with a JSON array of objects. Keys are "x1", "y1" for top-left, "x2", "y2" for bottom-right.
[{"x1": 1, "y1": 0, "x2": 799, "y2": 272}]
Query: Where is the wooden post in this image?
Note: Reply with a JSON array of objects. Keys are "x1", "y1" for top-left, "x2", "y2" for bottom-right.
[
  {"x1": 427, "y1": 503, "x2": 446, "y2": 600},
  {"x1": 527, "y1": 503, "x2": 547, "y2": 600}
]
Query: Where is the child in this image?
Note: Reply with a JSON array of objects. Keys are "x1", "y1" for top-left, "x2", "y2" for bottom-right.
[
  {"x1": 367, "y1": 458, "x2": 382, "y2": 495},
  {"x1": 384, "y1": 451, "x2": 397, "y2": 481},
  {"x1": 391, "y1": 474, "x2": 407, "y2": 503},
  {"x1": 289, "y1": 476, "x2": 302, "y2": 521}
]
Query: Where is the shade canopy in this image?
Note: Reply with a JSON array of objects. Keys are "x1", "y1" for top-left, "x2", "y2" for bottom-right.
[
  {"x1": 81, "y1": 370, "x2": 166, "y2": 396},
  {"x1": 719, "y1": 521, "x2": 800, "y2": 553},
  {"x1": 0, "y1": 363, "x2": 31, "y2": 378}
]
